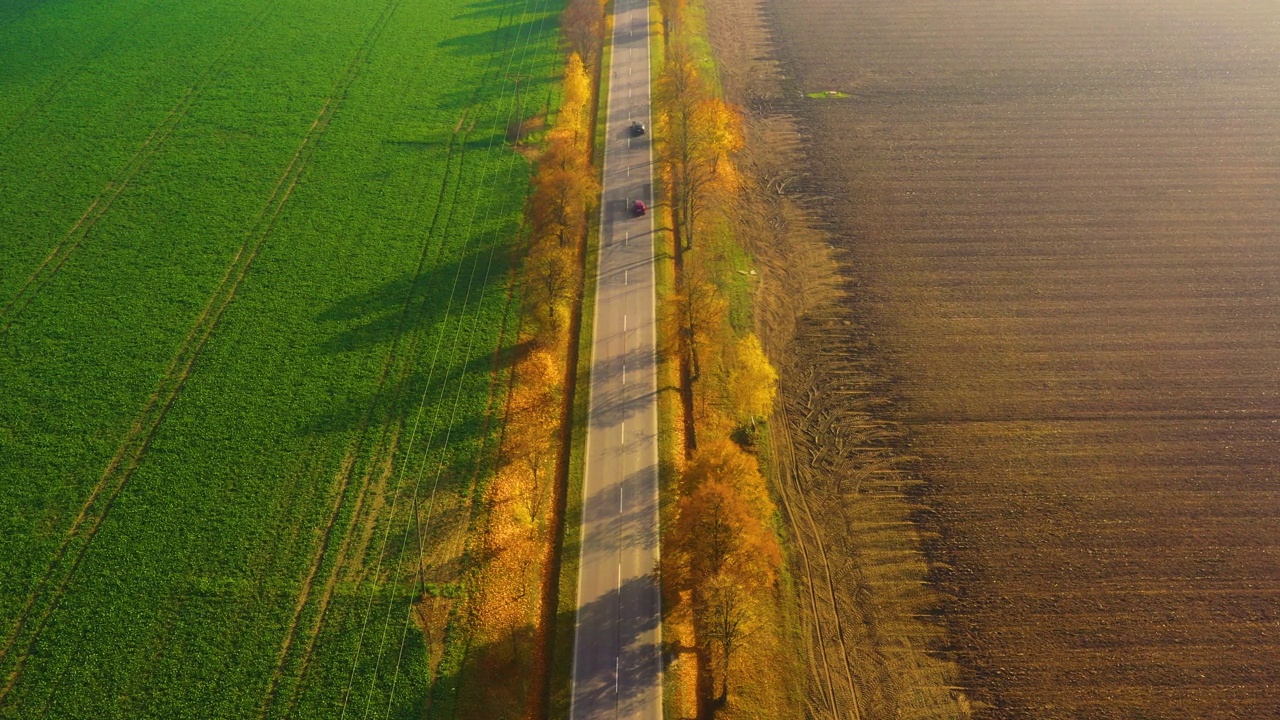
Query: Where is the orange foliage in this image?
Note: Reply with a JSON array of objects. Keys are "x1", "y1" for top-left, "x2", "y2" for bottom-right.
[
  {"x1": 670, "y1": 440, "x2": 780, "y2": 593},
  {"x1": 466, "y1": 26, "x2": 600, "y2": 720}
]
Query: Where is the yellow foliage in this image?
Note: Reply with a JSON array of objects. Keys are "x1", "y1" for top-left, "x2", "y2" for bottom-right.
[
  {"x1": 727, "y1": 333, "x2": 777, "y2": 423},
  {"x1": 551, "y1": 52, "x2": 593, "y2": 145}
]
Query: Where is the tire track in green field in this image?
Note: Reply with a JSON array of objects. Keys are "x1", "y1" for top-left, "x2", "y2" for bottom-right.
[
  {"x1": 0, "y1": 0, "x2": 283, "y2": 679},
  {"x1": 0, "y1": 0, "x2": 283, "y2": 336},
  {"x1": 0, "y1": 10, "x2": 351, "y2": 705}
]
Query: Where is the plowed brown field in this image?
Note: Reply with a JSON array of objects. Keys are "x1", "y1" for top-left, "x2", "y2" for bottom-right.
[{"x1": 764, "y1": 0, "x2": 1280, "y2": 717}]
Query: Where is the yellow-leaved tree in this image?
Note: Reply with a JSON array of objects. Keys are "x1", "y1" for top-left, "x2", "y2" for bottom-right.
[{"x1": 726, "y1": 332, "x2": 777, "y2": 427}]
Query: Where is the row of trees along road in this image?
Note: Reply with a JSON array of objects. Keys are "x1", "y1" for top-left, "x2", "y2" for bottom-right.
[
  {"x1": 464, "y1": 0, "x2": 605, "y2": 713},
  {"x1": 655, "y1": 0, "x2": 786, "y2": 714}
]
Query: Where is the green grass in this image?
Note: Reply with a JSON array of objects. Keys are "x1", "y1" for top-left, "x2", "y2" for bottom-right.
[{"x1": 0, "y1": 0, "x2": 563, "y2": 717}]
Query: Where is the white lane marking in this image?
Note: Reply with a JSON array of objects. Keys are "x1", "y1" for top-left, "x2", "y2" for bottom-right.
[
  {"x1": 625, "y1": 269, "x2": 629, "y2": 285},
  {"x1": 618, "y1": 563, "x2": 622, "y2": 590},
  {"x1": 616, "y1": 657, "x2": 620, "y2": 694},
  {"x1": 621, "y1": 422, "x2": 625, "y2": 443},
  {"x1": 623, "y1": 363, "x2": 626, "y2": 385},
  {"x1": 624, "y1": 232, "x2": 629, "y2": 246},
  {"x1": 620, "y1": 485, "x2": 624, "y2": 514},
  {"x1": 624, "y1": 314, "x2": 627, "y2": 332}
]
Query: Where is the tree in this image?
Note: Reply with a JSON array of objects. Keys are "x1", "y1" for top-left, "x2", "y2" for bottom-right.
[
  {"x1": 669, "y1": 440, "x2": 782, "y2": 706},
  {"x1": 657, "y1": 47, "x2": 743, "y2": 250},
  {"x1": 555, "y1": 52, "x2": 593, "y2": 145},
  {"x1": 700, "y1": 574, "x2": 758, "y2": 702},
  {"x1": 675, "y1": 261, "x2": 728, "y2": 383},
  {"x1": 523, "y1": 240, "x2": 577, "y2": 338},
  {"x1": 561, "y1": 0, "x2": 605, "y2": 69},
  {"x1": 529, "y1": 155, "x2": 597, "y2": 248},
  {"x1": 503, "y1": 348, "x2": 560, "y2": 519},
  {"x1": 726, "y1": 332, "x2": 777, "y2": 426},
  {"x1": 679, "y1": 96, "x2": 743, "y2": 249},
  {"x1": 672, "y1": 442, "x2": 781, "y2": 585}
]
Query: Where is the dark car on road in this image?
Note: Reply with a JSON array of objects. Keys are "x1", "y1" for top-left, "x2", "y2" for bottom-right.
[
  {"x1": 632, "y1": 200, "x2": 647, "y2": 216},
  {"x1": 630, "y1": 121, "x2": 646, "y2": 136}
]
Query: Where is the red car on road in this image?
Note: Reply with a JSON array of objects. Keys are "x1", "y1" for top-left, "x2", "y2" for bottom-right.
[{"x1": 632, "y1": 200, "x2": 647, "y2": 216}]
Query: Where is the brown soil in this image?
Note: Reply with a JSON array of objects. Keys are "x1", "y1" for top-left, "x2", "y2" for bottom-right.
[
  {"x1": 741, "y1": 0, "x2": 1280, "y2": 718},
  {"x1": 702, "y1": 0, "x2": 970, "y2": 718}
]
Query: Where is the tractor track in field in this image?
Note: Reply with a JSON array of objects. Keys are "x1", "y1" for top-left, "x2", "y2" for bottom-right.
[
  {"x1": 0, "y1": 24, "x2": 341, "y2": 701},
  {"x1": 0, "y1": 0, "x2": 283, "y2": 335},
  {"x1": 0, "y1": 87, "x2": 198, "y2": 336},
  {"x1": 772, "y1": 399, "x2": 863, "y2": 720}
]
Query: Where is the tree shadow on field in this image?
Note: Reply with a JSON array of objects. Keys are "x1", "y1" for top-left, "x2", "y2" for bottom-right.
[
  {"x1": 453, "y1": 0, "x2": 527, "y2": 21},
  {"x1": 314, "y1": 249, "x2": 491, "y2": 356},
  {"x1": 383, "y1": 131, "x2": 520, "y2": 153},
  {"x1": 439, "y1": 17, "x2": 553, "y2": 58},
  {"x1": 304, "y1": 244, "x2": 510, "y2": 438}
]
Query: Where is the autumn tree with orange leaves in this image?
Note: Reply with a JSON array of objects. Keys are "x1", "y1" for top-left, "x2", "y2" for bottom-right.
[
  {"x1": 524, "y1": 52, "x2": 599, "y2": 342},
  {"x1": 654, "y1": 6, "x2": 785, "y2": 714},
  {"x1": 668, "y1": 440, "x2": 781, "y2": 705}
]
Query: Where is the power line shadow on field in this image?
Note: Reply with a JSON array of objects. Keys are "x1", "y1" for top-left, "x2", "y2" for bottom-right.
[{"x1": 438, "y1": 17, "x2": 555, "y2": 58}]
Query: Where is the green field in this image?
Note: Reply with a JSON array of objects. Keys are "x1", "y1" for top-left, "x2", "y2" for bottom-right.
[{"x1": 0, "y1": 0, "x2": 562, "y2": 717}]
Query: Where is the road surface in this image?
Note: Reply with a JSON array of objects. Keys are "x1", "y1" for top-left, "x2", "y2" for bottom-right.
[{"x1": 569, "y1": 0, "x2": 662, "y2": 718}]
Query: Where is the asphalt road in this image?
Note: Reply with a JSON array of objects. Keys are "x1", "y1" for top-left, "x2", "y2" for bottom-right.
[{"x1": 568, "y1": 0, "x2": 662, "y2": 718}]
